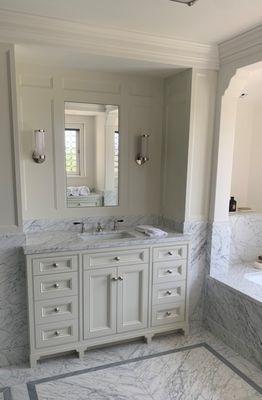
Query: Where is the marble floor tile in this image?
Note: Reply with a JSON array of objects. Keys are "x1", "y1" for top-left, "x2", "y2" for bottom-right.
[
  {"x1": 0, "y1": 328, "x2": 261, "y2": 400},
  {"x1": 30, "y1": 345, "x2": 262, "y2": 400}
]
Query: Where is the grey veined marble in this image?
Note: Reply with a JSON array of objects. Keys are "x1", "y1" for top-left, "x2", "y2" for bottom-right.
[
  {"x1": 28, "y1": 344, "x2": 262, "y2": 400},
  {"x1": 0, "y1": 233, "x2": 28, "y2": 367}
]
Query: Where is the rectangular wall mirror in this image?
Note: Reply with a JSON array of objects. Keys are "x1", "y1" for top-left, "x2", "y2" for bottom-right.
[{"x1": 64, "y1": 102, "x2": 119, "y2": 207}]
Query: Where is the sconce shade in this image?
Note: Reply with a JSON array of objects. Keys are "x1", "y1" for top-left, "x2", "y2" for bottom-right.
[{"x1": 32, "y1": 129, "x2": 46, "y2": 163}]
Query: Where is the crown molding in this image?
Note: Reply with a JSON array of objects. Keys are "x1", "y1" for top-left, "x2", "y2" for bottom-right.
[
  {"x1": 0, "y1": 9, "x2": 219, "y2": 70},
  {"x1": 219, "y1": 24, "x2": 262, "y2": 66}
]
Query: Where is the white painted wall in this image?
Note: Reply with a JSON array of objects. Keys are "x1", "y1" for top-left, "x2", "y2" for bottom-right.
[
  {"x1": 17, "y1": 64, "x2": 164, "y2": 219},
  {"x1": 0, "y1": 44, "x2": 22, "y2": 232},
  {"x1": 231, "y1": 99, "x2": 262, "y2": 212},
  {"x1": 162, "y1": 68, "x2": 217, "y2": 223},
  {"x1": 161, "y1": 70, "x2": 192, "y2": 223}
]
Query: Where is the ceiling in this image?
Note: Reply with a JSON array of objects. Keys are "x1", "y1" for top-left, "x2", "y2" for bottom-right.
[{"x1": 0, "y1": 0, "x2": 262, "y2": 45}]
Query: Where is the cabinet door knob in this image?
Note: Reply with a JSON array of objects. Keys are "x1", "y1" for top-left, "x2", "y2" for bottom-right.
[
  {"x1": 54, "y1": 283, "x2": 60, "y2": 289},
  {"x1": 168, "y1": 251, "x2": 173, "y2": 256},
  {"x1": 54, "y1": 307, "x2": 60, "y2": 313},
  {"x1": 165, "y1": 311, "x2": 172, "y2": 317},
  {"x1": 167, "y1": 269, "x2": 172, "y2": 274},
  {"x1": 112, "y1": 277, "x2": 118, "y2": 281},
  {"x1": 118, "y1": 276, "x2": 124, "y2": 281},
  {"x1": 114, "y1": 256, "x2": 120, "y2": 261},
  {"x1": 53, "y1": 263, "x2": 59, "y2": 268},
  {"x1": 54, "y1": 330, "x2": 60, "y2": 336},
  {"x1": 166, "y1": 290, "x2": 172, "y2": 295}
]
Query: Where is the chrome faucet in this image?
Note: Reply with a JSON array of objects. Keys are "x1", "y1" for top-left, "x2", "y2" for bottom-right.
[
  {"x1": 113, "y1": 219, "x2": 124, "y2": 231},
  {"x1": 73, "y1": 221, "x2": 85, "y2": 233},
  {"x1": 96, "y1": 222, "x2": 104, "y2": 232}
]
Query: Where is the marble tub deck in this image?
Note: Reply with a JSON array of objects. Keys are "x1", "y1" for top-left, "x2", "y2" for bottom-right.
[
  {"x1": 212, "y1": 262, "x2": 262, "y2": 303},
  {"x1": 1, "y1": 327, "x2": 262, "y2": 400}
]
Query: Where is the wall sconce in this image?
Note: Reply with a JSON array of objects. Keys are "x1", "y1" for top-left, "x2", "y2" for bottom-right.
[
  {"x1": 135, "y1": 134, "x2": 149, "y2": 166},
  {"x1": 32, "y1": 129, "x2": 46, "y2": 164}
]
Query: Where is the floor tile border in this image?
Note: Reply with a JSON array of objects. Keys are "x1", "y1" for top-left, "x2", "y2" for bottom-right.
[
  {"x1": 0, "y1": 387, "x2": 12, "y2": 400},
  {"x1": 26, "y1": 342, "x2": 262, "y2": 400}
]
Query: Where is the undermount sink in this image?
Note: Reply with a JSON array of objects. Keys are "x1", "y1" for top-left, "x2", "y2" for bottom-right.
[
  {"x1": 245, "y1": 272, "x2": 262, "y2": 286},
  {"x1": 79, "y1": 231, "x2": 136, "y2": 241}
]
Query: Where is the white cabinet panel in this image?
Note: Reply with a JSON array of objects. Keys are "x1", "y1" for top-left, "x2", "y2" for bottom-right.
[
  {"x1": 33, "y1": 272, "x2": 78, "y2": 300},
  {"x1": 151, "y1": 303, "x2": 185, "y2": 327},
  {"x1": 84, "y1": 268, "x2": 117, "y2": 338},
  {"x1": 152, "y1": 281, "x2": 186, "y2": 305},
  {"x1": 33, "y1": 255, "x2": 78, "y2": 275},
  {"x1": 153, "y1": 245, "x2": 187, "y2": 262},
  {"x1": 84, "y1": 248, "x2": 149, "y2": 268},
  {"x1": 35, "y1": 296, "x2": 78, "y2": 325},
  {"x1": 117, "y1": 264, "x2": 149, "y2": 333},
  {"x1": 153, "y1": 260, "x2": 187, "y2": 284},
  {"x1": 35, "y1": 319, "x2": 78, "y2": 349}
]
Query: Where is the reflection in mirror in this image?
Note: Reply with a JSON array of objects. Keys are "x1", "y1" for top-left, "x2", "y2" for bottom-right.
[{"x1": 64, "y1": 102, "x2": 119, "y2": 207}]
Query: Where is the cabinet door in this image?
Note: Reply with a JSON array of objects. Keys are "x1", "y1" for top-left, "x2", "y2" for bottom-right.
[
  {"x1": 84, "y1": 268, "x2": 117, "y2": 339},
  {"x1": 117, "y1": 264, "x2": 148, "y2": 333}
]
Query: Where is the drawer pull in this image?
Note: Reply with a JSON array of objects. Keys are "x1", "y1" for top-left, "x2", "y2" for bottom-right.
[
  {"x1": 168, "y1": 251, "x2": 174, "y2": 256},
  {"x1": 114, "y1": 256, "x2": 120, "y2": 261},
  {"x1": 53, "y1": 263, "x2": 59, "y2": 268},
  {"x1": 166, "y1": 290, "x2": 172, "y2": 295},
  {"x1": 166, "y1": 269, "x2": 173, "y2": 274},
  {"x1": 165, "y1": 311, "x2": 172, "y2": 317},
  {"x1": 118, "y1": 276, "x2": 124, "y2": 281},
  {"x1": 54, "y1": 330, "x2": 60, "y2": 337},
  {"x1": 54, "y1": 283, "x2": 60, "y2": 289},
  {"x1": 54, "y1": 307, "x2": 60, "y2": 313},
  {"x1": 112, "y1": 277, "x2": 118, "y2": 281}
]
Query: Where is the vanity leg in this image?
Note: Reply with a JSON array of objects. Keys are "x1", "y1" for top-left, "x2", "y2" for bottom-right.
[
  {"x1": 182, "y1": 325, "x2": 189, "y2": 337},
  {"x1": 144, "y1": 334, "x2": 153, "y2": 345},
  {"x1": 30, "y1": 354, "x2": 39, "y2": 368},
  {"x1": 77, "y1": 348, "x2": 85, "y2": 360}
]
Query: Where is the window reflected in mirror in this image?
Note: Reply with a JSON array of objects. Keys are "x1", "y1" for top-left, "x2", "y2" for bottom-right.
[{"x1": 64, "y1": 102, "x2": 119, "y2": 207}]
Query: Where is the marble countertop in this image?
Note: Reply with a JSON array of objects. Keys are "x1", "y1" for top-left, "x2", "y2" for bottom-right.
[
  {"x1": 23, "y1": 227, "x2": 190, "y2": 255},
  {"x1": 212, "y1": 262, "x2": 262, "y2": 304}
]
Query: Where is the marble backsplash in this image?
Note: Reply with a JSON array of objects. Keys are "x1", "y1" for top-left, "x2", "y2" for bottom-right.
[
  {"x1": 0, "y1": 233, "x2": 28, "y2": 367},
  {"x1": 229, "y1": 213, "x2": 262, "y2": 263},
  {"x1": 23, "y1": 215, "x2": 162, "y2": 234}
]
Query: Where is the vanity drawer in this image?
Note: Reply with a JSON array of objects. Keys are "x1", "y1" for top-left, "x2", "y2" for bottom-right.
[
  {"x1": 84, "y1": 248, "x2": 149, "y2": 268},
  {"x1": 153, "y1": 260, "x2": 186, "y2": 284},
  {"x1": 35, "y1": 320, "x2": 78, "y2": 348},
  {"x1": 153, "y1": 245, "x2": 187, "y2": 262},
  {"x1": 34, "y1": 296, "x2": 78, "y2": 325},
  {"x1": 151, "y1": 303, "x2": 185, "y2": 327},
  {"x1": 152, "y1": 281, "x2": 186, "y2": 305},
  {"x1": 32, "y1": 255, "x2": 78, "y2": 276},
  {"x1": 33, "y1": 272, "x2": 78, "y2": 300}
]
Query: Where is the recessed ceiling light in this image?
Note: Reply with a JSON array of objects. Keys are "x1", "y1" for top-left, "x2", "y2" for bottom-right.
[{"x1": 170, "y1": 0, "x2": 198, "y2": 6}]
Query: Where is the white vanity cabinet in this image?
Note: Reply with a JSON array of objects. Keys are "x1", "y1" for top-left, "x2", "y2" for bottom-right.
[{"x1": 25, "y1": 242, "x2": 189, "y2": 367}]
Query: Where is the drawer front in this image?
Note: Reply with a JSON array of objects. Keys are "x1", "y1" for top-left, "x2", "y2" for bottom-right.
[
  {"x1": 151, "y1": 303, "x2": 185, "y2": 327},
  {"x1": 35, "y1": 296, "x2": 78, "y2": 325},
  {"x1": 33, "y1": 255, "x2": 78, "y2": 275},
  {"x1": 152, "y1": 281, "x2": 186, "y2": 305},
  {"x1": 84, "y1": 248, "x2": 149, "y2": 268},
  {"x1": 153, "y1": 245, "x2": 187, "y2": 262},
  {"x1": 33, "y1": 272, "x2": 78, "y2": 300},
  {"x1": 153, "y1": 260, "x2": 186, "y2": 284},
  {"x1": 35, "y1": 320, "x2": 78, "y2": 348}
]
